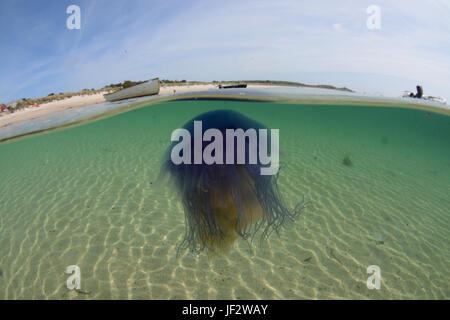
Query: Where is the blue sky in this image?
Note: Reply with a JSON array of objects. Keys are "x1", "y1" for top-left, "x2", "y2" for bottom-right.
[{"x1": 0, "y1": 0, "x2": 449, "y2": 103}]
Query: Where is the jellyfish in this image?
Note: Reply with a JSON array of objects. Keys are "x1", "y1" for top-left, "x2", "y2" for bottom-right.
[{"x1": 159, "y1": 109, "x2": 305, "y2": 255}]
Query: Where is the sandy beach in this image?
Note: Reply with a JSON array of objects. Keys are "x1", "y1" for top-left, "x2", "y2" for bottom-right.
[
  {"x1": 0, "y1": 84, "x2": 276, "y2": 129},
  {"x1": 0, "y1": 84, "x2": 222, "y2": 129},
  {"x1": 0, "y1": 92, "x2": 108, "y2": 129}
]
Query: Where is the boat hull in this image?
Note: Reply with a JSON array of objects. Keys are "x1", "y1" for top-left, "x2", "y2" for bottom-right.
[{"x1": 104, "y1": 78, "x2": 160, "y2": 102}]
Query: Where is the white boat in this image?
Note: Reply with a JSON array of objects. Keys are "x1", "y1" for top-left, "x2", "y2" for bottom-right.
[
  {"x1": 402, "y1": 87, "x2": 447, "y2": 105},
  {"x1": 422, "y1": 95, "x2": 447, "y2": 105},
  {"x1": 104, "y1": 78, "x2": 160, "y2": 102}
]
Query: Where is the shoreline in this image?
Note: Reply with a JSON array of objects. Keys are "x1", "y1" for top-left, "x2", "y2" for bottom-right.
[
  {"x1": 0, "y1": 84, "x2": 280, "y2": 129},
  {"x1": 1, "y1": 84, "x2": 448, "y2": 135},
  {"x1": 0, "y1": 92, "x2": 108, "y2": 129}
]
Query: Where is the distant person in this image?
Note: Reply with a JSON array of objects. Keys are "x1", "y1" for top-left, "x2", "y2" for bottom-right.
[
  {"x1": 409, "y1": 85, "x2": 423, "y2": 99},
  {"x1": 415, "y1": 85, "x2": 423, "y2": 98}
]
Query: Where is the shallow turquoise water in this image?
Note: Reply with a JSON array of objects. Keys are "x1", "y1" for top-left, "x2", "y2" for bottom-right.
[{"x1": 0, "y1": 100, "x2": 448, "y2": 299}]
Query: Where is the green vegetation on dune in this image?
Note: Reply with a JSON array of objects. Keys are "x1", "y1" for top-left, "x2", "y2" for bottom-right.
[
  {"x1": 105, "y1": 80, "x2": 146, "y2": 90},
  {"x1": 1, "y1": 89, "x2": 108, "y2": 114}
]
